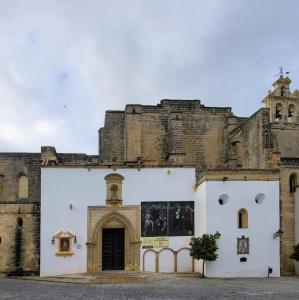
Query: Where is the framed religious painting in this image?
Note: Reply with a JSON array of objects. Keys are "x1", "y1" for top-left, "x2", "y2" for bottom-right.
[
  {"x1": 54, "y1": 230, "x2": 75, "y2": 256},
  {"x1": 237, "y1": 235, "x2": 249, "y2": 254},
  {"x1": 168, "y1": 201, "x2": 194, "y2": 236},
  {"x1": 141, "y1": 202, "x2": 168, "y2": 237}
]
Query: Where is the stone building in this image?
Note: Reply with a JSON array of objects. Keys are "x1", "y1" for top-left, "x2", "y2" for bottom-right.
[{"x1": 0, "y1": 75, "x2": 298, "y2": 276}]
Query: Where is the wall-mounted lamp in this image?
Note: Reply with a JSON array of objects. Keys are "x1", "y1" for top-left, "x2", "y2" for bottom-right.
[
  {"x1": 51, "y1": 237, "x2": 55, "y2": 244},
  {"x1": 214, "y1": 231, "x2": 221, "y2": 239},
  {"x1": 273, "y1": 229, "x2": 283, "y2": 239},
  {"x1": 74, "y1": 236, "x2": 77, "y2": 244}
]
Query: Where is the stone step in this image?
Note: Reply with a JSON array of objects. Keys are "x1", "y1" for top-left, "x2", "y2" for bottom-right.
[{"x1": 14, "y1": 272, "x2": 197, "y2": 284}]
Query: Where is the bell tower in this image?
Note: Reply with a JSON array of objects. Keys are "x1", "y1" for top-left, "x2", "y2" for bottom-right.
[{"x1": 262, "y1": 72, "x2": 299, "y2": 123}]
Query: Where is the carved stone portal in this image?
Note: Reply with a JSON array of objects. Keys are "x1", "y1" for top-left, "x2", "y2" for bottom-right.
[{"x1": 87, "y1": 206, "x2": 141, "y2": 272}]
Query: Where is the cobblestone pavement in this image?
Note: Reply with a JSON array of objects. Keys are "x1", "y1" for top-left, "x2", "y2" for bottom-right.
[{"x1": 0, "y1": 276, "x2": 299, "y2": 300}]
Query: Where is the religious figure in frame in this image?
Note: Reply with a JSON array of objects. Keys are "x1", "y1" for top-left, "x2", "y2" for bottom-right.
[
  {"x1": 237, "y1": 235, "x2": 249, "y2": 254},
  {"x1": 60, "y1": 237, "x2": 70, "y2": 252}
]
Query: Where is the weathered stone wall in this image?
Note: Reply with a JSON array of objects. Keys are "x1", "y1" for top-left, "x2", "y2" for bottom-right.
[
  {"x1": 99, "y1": 111, "x2": 125, "y2": 164},
  {"x1": 182, "y1": 109, "x2": 230, "y2": 168},
  {"x1": 0, "y1": 153, "x2": 40, "y2": 275},
  {"x1": 99, "y1": 100, "x2": 233, "y2": 168},
  {"x1": 226, "y1": 108, "x2": 299, "y2": 275},
  {"x1": 140, "y1": 107, "x2": 168, "y2": 166},
  {"x1": 1, "y1": 93, "x2": 298, "y2": 277},
  {"x1": 125, "y1": 106, "x2": 142, "y2": 162},
  {"x1": 272, "y1": 123, "x2": 299, "y2": 158},
  {"x1": 0, "y1": 150, "x2": 97, "y2": 275},
  {"x1": 278, "y1": 166, "x2": 298, "y2": 275},
  {"x1": 228, "y1": 109, "x2": 270, "y2": 169},
  {"x1": 0, "y1": 204, "x2": 39, "y2": 274}
]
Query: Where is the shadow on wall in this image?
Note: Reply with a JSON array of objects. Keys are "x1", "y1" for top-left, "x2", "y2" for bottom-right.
[{"x1": 8, "y1": 218, "x2": 24, "y2": 276}]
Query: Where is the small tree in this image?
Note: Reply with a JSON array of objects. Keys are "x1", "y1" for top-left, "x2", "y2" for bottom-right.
[
  {"x1": 290, "y1": 244, "x2": 299, "y2": 261},
  {"x1": 189, "y1": 234, "x2": 218, "y2": 278}
]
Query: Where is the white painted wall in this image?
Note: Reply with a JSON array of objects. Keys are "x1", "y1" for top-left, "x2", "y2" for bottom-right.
[
  {"x1": 295, "y1": 189, "x2": 299, "y2": 275},
  {"x1": 41, "y1": 167, "x2": 195, "y2": 276},
  {"x1": 177, "y1": 249, "x2": 193, "y2": 272},
  {"x1": 144, "y1": 251, "x2": 156, "y2": 272},
  {"x1": 194, "y1": 182, "x2": 206, "y2": 273},
  {"x1": 196, "y1": 180, "x2": 280, "y2": 277},
  {"x1": 159, "y1": 249, "x2": 175, "y2": 272}
]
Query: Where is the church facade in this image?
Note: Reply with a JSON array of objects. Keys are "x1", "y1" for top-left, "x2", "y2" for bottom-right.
[{"x1": 0, "y1": 75, "x2": 298, "y2": 276}]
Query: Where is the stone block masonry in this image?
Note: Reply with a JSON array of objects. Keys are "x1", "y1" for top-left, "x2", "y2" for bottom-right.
[{"x1": 1, "y1": 76, "x2": 299, "y2": 276}]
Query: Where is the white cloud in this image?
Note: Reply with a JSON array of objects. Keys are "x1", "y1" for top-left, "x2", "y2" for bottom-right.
[
  {"x1": 0, "y1": 123, "x2": 26, "y2": 146},
  {"x1": 0, "y1": 0, "x2": 298, "y2": 153},
  {"x1": 34, "y1": 119, "x2": 62, "y2": 137}
]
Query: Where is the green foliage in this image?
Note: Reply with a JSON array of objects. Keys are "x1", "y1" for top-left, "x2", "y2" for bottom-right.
[
  {"x1": 290, "y1": 244, "x2": 299, "y2": 261},
  {"x1": 189, "y1": 234, "x2": 218, "y2": 262}
]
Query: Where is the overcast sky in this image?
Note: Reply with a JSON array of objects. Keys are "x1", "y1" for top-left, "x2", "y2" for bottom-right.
[{"x1": 0, "y1": 0, "x2": 298, "y2": 154}]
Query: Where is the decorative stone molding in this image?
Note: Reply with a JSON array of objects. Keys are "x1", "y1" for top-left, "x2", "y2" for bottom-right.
[
  {"x1": 87, "y1": 206, "x2": 140, "y2": 272},
  {"x1": 280, "y1": 157, "x2": 299, "y2": 167},
  {"x1": 104, "y1": 173, "x2": 124, "y2": 206},
  {"x1": 54, "y1": 230, "x2": 75, "y2": 256},
  {"x1": 16, "y1": 172, "x2": 28, "y2": 199}
]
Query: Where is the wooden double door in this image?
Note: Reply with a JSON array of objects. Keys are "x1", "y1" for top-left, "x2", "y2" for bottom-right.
[{"x1": 102, "y1": 228, "x2": 125, "y2": 270}]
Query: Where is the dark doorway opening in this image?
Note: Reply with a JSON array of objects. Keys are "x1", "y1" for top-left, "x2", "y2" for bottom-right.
[{"x1": 102, "y1": 228, "x2": 125, "y2": 270}]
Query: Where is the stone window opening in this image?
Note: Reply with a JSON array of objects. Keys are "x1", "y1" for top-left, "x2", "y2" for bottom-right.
[
  {"x1": 281, "y1": 86, "x2": 286, "y2": 97},
  {"x1": 288, "y1": 104, "x2": 295, "y2": 121},
  {"x1": 289, "y1": 174, "x2": 297, "y2": 193},
  {"x1": 275, "y1": 103, "x2": 283, "y2": 120},
  {"x1": 238, "y1": 209, "x2": 248, "y2": 229},
  {"x1": 17, "y1": 174, "x2": 28, "y2": 199}
]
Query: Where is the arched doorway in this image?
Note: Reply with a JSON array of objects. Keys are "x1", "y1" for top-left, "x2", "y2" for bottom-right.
[{"x1": 87, "y1": 209, "x2": 140, "y2": 272}]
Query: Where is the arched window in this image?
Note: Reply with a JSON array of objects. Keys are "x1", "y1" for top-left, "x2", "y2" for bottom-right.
[
  {"x1": 18, "y1": 175, "x2": 28, "y2": 198},
  {"x1": 238, "y1": 209, "x2": 248, "y2": 229},
  {"x1": 288, "y1": 104, "x2": 295, "y2": 118},
  {"x1": 281, "y1": 86, "x2": 286, "y2": 97},
  {"x1": 290, "y1": 174, "x2": 297, "y2": 193},
  {"x1": 275, "y1": 103, "x2": 283, "y2": 120}
]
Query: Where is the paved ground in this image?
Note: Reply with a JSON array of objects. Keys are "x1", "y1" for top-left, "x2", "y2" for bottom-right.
[{"x1": 0, "y1": 275, "x2": 299, "y2": 299}]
